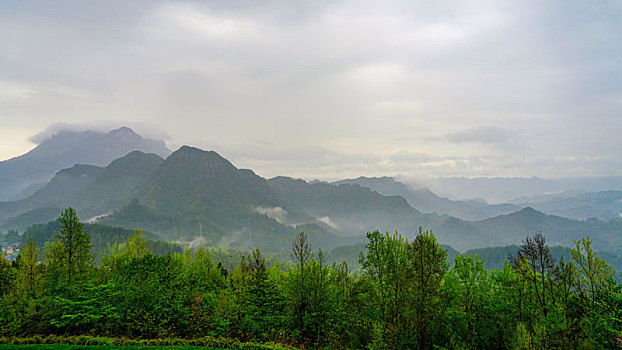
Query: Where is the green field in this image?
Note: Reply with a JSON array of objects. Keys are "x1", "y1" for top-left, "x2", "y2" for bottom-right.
[{"x1": 0, "y1": 345, "x2": 224, "y2": 350}]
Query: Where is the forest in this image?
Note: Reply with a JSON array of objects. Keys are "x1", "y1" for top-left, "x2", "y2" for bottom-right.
[{"x1": 1, "y1": 208, "x2": 621, "y2": 349}]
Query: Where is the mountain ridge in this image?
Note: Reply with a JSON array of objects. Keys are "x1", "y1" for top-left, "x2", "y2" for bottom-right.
[{"x1": 333, "y1": 176, "x2": 520, "y2": 220}]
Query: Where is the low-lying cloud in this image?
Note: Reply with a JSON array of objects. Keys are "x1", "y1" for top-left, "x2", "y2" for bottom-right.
[
  {"x1": 254, "y1": 206, "x2": 288, "y2": 224},
  {"x1": 317, "y1": 216, "x2": 338, "y2": 229}
]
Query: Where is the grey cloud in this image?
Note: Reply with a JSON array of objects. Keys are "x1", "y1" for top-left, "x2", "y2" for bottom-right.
[
  {"x1": 445, "y1": 127, "x2": 517, "y2": 144},
  {"x1": 1, "y1": 0, "x2": 622, "y2": 179},
  {"x1": 29, "y1": 121, "x2": 170, "y2": 145}
]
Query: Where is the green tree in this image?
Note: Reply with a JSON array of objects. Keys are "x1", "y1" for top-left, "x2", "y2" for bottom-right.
[
  {"x1": 571, "y1": 236, "x2": 618, "y2": 347},
  {"x1": 291, "y1": 232, "x2": 313, "y2": 340},
  {"x1": 407, "y1": 228, "x2": 448, "y2": 350},
  {"x1": 46, "y1": 208, "x2": 94, "y2": 298},
  {"x1": 100, "y1": 229, "x2": 151, "y2": 278},
  {"x1": 0, "y1": 250, "x2": 14, "y2": 297},
  {"x1": 359, "y1": 230, "x2": 409, "y2": 348},
  {"x1": 17, "y1": 236, "x2": 41, "y2": 296},
  {"x1": 0, "y1": 250, "x2": 17, "y2": 335},
  {"x1": 445, "y1": 254, "x2": 493, "y2": 348},
  {"x1": 572, "y1": 237, "x2": 615, "y2": 311}
]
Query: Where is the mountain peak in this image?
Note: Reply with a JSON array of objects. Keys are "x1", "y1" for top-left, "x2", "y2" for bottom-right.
[
  {"x1": 0, "y1": 126, "x2": 170, "y2": 200},
  {"x1": 169, "y1": 146, "x2": 229, "y2": 166},
  {"x1": 176, "y1": 145, "x2": 204, "y2": 154},
  {"x1": 107, "y1": 126, "x2": 139, "y2": 138}
]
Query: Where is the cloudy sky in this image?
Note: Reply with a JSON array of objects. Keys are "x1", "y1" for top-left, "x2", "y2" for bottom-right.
[{"x1": 1, "y1": 0, "x2": 620, "y2": 180}]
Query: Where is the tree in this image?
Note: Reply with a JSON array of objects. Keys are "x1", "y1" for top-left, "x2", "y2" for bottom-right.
[
  {"x1": 291, "y1": 232, "x2": 313, "y2": 340},
  {"x1": 359, "y1": 230, "x2": 409, "y2": 348},
  {"x1": 100, "y1": 229, "x2": 151, "y2": 278},
  {"x1": 572, "y1": 237, "x2": 615, "y2": 311},
  {"x1": 509, "y1": 232, "x2": 555, "y2": 319},
  {"x1": 16, "y1": 236, "x2": 42, "y2": 297},
  {"x1": 0, "y1": 250, "x2": 15, "y2": 335},
  {"x1": 46, "y1": 208, "x2": 94, "y2": 298},
  {"x1": 445, "y1": 254, "x2": 492, "y2": 348},
  {"x1": 308, "y1": 249, "x2": 329, "y2": 344},
  {"x1": 0, "y1": 250, "x2": 13, "y2": 297},
  {"x1": 408, "y1": 227, "x2": 448, "y2": 350},
  {"x1": 571, "y1": 236, "x2": 618, "y2": 347}
]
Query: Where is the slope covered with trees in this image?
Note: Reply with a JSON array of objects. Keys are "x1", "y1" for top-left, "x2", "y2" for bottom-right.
[{"x1": 0, "y1": 151, "x2": 165, "y2": 231}]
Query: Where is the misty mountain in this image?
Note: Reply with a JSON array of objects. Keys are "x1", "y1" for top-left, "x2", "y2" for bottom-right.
[
  {"x1": 427, "y1": 177, "x2": 563, "y2": 203},
  {"x1": 0, "y1": 126, "x2": 170, "y2": 201},
  {"x1": 266, "y1": 176, "x2": 495, "y2": 250},
  {"x1": 510, "y1": 190, "x2": 622, "y2": 220},
  {"x1": 333, "y1": 176, "x2": 519, "y2": 220},
  {"x1": 428, "y1": 176, "x2": 622, "y2": 204},
  {"x1": 269, "y1": 176, "x2": 437, "y2": 235},
  {"x1": 456, "y1": 207, "x2": 622, "y2": 251},
  {"x1": 0, "y1": 151, "x2": 164, "y2": 230},
  {"x1": 3, "y1": 143, "x2": 622, "y2": 254},
  {"x1": 99, "y1": 146, "x2": 340, "y2": 253}
]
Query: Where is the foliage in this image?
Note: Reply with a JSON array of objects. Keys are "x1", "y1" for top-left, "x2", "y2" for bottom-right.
[{"x1": 1, "y1": 208, "x2": 622, "y2": 349}]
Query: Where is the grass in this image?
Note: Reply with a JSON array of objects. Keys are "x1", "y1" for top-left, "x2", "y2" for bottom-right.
[{"x1": 0, "y1": 346, "x2": 225, "y2": 350}]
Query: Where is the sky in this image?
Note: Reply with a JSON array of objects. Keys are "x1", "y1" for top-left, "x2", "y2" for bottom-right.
[{"x1": 1, "y1": 0, "x2": 621, "y2": 180}]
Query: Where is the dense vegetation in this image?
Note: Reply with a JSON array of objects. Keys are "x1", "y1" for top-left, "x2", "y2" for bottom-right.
[{"x1": 1, "y1": 208, "x2": 621, "y2": 349}]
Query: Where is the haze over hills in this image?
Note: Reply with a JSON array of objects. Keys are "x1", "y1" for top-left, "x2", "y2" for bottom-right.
[
  {"x1": 269, "y1": 176, "x2": 437, "y2": 237},
  {"x1": 509, "y1": 190, "x2": 622, "y2": 221},
  {"x1": 333, "y1": 176, "x2": 519, "y2": 221},
  {"x1": 424, "y1": 176, "x2": 622, "y2": 204},
  {"x1": 0, "y1": 151, "x2": 164, "y2": 230},
  {"x1": 98, "y1": 146, "x2": 342, "y2": 253},
  {"x1": 0, "y1": 127, "x2": 170, "y2": 201},
  {"x1": 2, "y1": 126, "x2": 622, "y2": 256}
]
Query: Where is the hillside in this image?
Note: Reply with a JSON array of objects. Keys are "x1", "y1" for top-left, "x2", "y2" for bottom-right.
[
  {"x1": 442, "y1": 207, "x2": 622, "y2": 252},
  {"x1": 100, "y1": 146, "x2": 342, "y2": 253},
  {"x1": 269, "y1": 176, "x2": 439, "y2": 236},
  {"x1": 22, "y1": 219, "x2": 183, "y2": 260},
  {"x1": 0, "y1": 151, "x2": 164, "y2": 230}
]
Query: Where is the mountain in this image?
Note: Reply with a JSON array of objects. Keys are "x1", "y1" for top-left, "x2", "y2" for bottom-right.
[
  {"x1": 266, "y1": 176, "x2": 496, "y2": 249},
  {"x1": 269, "y1": 176, "x2": 436, "y2": 235},
  {"x1": 99, "y1": 146, "x2": 341, "y2": 253},
  {"x1": 510, "y1": 190, "x2": 622, "y2": 220},
  {"x1": 4, "y1": 141, "x2": 622, "y2": 255},
  {"x1": 427, "y1": 176, "x2": 622, "y2": 204},
  {"x1": 447, "y1": 207, "x2": 622, "y2": 251},
  {"x1": 426, "y1": 177, "x2": 562, "y2": 203},
  {"x1": 333, "y1": 176, "x2": 519, "y2": 220},
  {"x1": 0, "y1": 151, "x2": 164, "y2": 230},
  {"x1": 0, "y1": 126, "x2": 170, "y2": 201}
]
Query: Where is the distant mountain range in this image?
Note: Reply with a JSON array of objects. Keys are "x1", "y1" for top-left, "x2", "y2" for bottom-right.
[
  {"x1": 425, "y1": 176, "x2": 622, "y2": 204},
  {"x1": 0, "y1": 127, "x2": 170, "y2": 201},
  {"x1": 509, "y1": 190, "x2": 622, "y2": 220},
  {"x1": 2, "y1": 126, "x2": 622, "y2": 255},
  {"x1": 333, "y1": 176, "x2": 519, "y2": 221}
]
